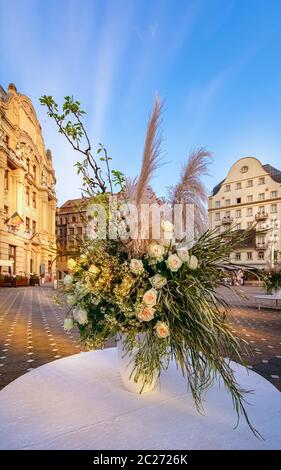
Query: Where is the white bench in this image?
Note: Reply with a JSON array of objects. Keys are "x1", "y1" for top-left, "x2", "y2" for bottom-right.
[{"x1": 254, "y1": 294, "x2": 281, "y2": 310}]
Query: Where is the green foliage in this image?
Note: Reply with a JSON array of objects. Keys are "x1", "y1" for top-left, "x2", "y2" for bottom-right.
[{"x1": 40, "y1": 95, "x2": 125, "y2": 196}]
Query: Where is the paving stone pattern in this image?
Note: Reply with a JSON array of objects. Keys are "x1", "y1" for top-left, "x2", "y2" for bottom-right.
[{"x1": 0, "y1": 286, "x2": 280, "y2": 391}]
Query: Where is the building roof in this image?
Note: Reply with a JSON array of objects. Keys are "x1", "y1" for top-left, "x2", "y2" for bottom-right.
[
  {"x1": 212, "y1": 162, "x2": 281, "y2": 196},
  {"x1": 58, "y1": 198, "x2": 88, "y2": 214},
  {"x1": 262, "y1": 164, "x2": 281, "y2": 183}
]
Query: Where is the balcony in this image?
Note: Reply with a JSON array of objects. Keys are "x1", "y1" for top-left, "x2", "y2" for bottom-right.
[
  {"x1": 221, "y1": 216, "x2": 233, "y2": 225},
  {"x1": 256, "y1": 242, "x2": 268, "y2": 251},
  {"x1": 255, "y1": 211, "x2": 268, "y2": 221}
]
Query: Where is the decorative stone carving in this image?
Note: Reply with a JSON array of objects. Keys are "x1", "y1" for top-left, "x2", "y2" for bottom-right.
[
  {"x1": 0, "y1": 127, "x2": 5, "y2": 146},
  {"x1": 15, "y1": 142, "x2": 24, "y2": 161},
  {"x1": 41, "y1": 169, "x2": 47, "y2": 186}
]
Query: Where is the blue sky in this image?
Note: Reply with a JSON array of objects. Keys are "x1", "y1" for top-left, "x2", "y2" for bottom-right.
[{"x1": 1, "y1": 0, "x2": 281, "y2": 204}]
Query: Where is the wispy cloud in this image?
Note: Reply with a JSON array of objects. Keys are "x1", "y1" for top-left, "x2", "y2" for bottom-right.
[
  {"x1": 185, "y1": 70, "x2": 226, "y2": 117},
  {"x1": 90, "y1": 2, "x2": 134, "y2": 142}
]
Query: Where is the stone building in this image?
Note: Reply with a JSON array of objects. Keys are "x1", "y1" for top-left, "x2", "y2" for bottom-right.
[
  {"x1": 208, "y1": 156, "x2": 281, "y2": 270},
  {"x1": 0, "y1": 83, "x2": 57, "y2": 279},
  {"x1": 56, "y1": 198, "x2": 88, "y2": 279}
]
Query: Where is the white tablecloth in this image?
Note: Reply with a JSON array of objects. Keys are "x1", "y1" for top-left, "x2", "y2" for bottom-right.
[{"x1": 0, "y1": 348, "x2": 280, "y2": 450}]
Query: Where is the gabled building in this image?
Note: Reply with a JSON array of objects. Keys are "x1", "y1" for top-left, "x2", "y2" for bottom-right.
[{"x1": 208, "y1": 157, "x2": 281, "y2": 269}]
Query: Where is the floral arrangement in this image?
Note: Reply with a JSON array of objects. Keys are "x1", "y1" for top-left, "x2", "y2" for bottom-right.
[{"x1": 41, "y1": 95, "x2": 259, "y2": 436}]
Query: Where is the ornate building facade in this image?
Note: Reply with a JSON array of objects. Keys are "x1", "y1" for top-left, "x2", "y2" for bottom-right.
[
  {"x1": 0, "y1": 83, "x2": 57, "y2": 279},
  {"x1": 56, "y1": 198, "x2": 88, "y2": 279},
  {"x1": 208, "y1": 157, "x2": 281, "y2": 270}
]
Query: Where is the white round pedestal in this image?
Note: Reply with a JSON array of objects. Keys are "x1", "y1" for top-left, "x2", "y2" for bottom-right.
[{"x1": 0, "y1": 348, "x2": 280, "y2": 450}]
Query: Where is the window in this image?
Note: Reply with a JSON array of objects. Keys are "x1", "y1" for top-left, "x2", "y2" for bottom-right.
[
  {"x1": 247, "y1": 195, "x2": 253, "y2": 202},
  {"x1": 68, "y1": 240, "x2": 75, "y2": 248},
  {"x1": 26, "y1": 158, "x2": 30, "y2": 173},
  {"x1": 32, "y1": 192, "x2": 36, "y2": 208},
  {"x1": 258, "y1": 252, "x2": 264, "y2": 260},
  {"x1": 72, "y1": 216, "x2": 76, "y2": 223},
  {"x1": 225, "y1": 211, "x2": 230, "y2": 217},
  {"x1": 225, "y1": 199, "x2": 231, "y2": 206},
  {"x1": 247, "y1": 180, "x2": 253, "y2": 187},
  {"x1": 247, "y1": 221, "x2": 252, "y2": 228},
  {"x1": 236, "y1": 182, "x2": 242, "y2": 190},
  {"x1": 235, "y1": 209, "x2": 241, "y2": 218},
  {"x1": 77, "y1": 227, "x2": 83, "y2": 236},
  {"x1": 4, "y1": 205, "x2": 8, "y2": 216},
  {"x1": 32, "y1": 220, "x2": 36, "y2": 233},
  {"x1": 215, "y1": 201, "x2": 220, "y2": 208},
  {"x1": 69, "y1": 227, "x2": 74, "y2": 236},
  {"x1": 247, "y1": 252, "x2": 252, "y2": 260},
  {"x1": 258, "y1": 177, "x2": 265, "y2": 185},
  {"x1": 258, "y1": 193, "x2": 265, "y2": 201},
  {"x1": 33, "y1": 165, "x2": 36, "y2": 179},
  {"x1": 65, "y1": 217, "x2": 68, "y2": 224},
  {"x1": 235, "y1": 253, "x2": 241, "y2": 261},
  {"x1": 246, "y1": 208, "x2": 253, "y2": 217},
  {"x1": 26, "y1": 187, "x2": 30, "y2": 205},
  {"x1": 5, "y1": 135, "x2": 9, "y2": 147},
  {"x1": 8, "y1": 245, "x2": 16, "y2": 275},
  {"x1": 258, "y1": 205, "x2": 265, "y2": 212},
  {"x1": 225, "y1": 184, "x2": 231, "y2": 192},
  {"x1": 26, "y1": 217, "x2": 30, "y2": 231},
  {"x1": 236, "y1": 197, "x2": 241, "y2": 204},
  {"x1": 215, "y1": 213, "x2": 220, "y2": 221},
  {"x1": 270, "y1": 191, "x2": 278, "y2": 199},
  {"x1": 241, "y1": 166, "x2": 248, "y2": 173},
  {"x1": 4, "y1": 170, "x2": 9, "y2": 190},
  {"x1": 236, "y1": 223, "x2": 241, "y2": 230},
  {"x1": 60, "y1": 218, "x2": 63, "y2": 225},
  {"x1": 270, "y1": 204, "x2": 277, "y2": 214}
]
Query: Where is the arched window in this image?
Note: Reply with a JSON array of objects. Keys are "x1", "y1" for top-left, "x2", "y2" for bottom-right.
[
  {"x1": 33, "y1": 164, "x2": 36, "y2": 180},
  {"x1": 241, "y1": 166, "x2": 248, "y2": 173}
]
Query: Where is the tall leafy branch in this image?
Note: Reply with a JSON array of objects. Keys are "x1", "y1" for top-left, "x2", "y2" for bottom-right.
[{"x1": 40, "y1": 95, "x2": 124, "y2": 196}]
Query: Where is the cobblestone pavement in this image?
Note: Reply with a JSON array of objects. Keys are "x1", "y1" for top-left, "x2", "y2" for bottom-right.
[
  {"x1": 219, "y1": 286, "x2": 281, "y2": 391},
  {"x1": 0, "y1": 285, "x2": 280, "y2": 391}
]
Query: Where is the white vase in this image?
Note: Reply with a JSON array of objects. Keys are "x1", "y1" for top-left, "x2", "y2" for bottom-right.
[{"x1": 117, "y1": 334, "x2": 159, "y2": 394}]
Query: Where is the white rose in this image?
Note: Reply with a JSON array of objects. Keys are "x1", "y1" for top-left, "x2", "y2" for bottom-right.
[
  {"x1": 143, "y1": 288, "x2": 158, "y2": 306},
  {"x1": 166, "y1": 254, "x2": 183, "y2": 272},
  {"x1": 130, "y1": 259, "x2": 144, "y2": 275},
  {"x1": 150, "y1": 273, "x2": 167, "y2": 289},
  {"x1": 63, "y1": 274, "x2": 73, "y2": 286},
  {"x1": 176, "y1": 246, "x2": 190, "y2": 262},
  {"x1": 73, "y1": 308, "x2": 88, "y2": 325},
  {"x1": 148, "y1": 242, "x2": 165, "y2": 260},
  {"x1": 67, "y1": 258, "x2": 77, "y2": 271},
  {"x1": 136, "y1": 306, "x2": 155, "y2": 322},
  {"x1": 161, "y1": 220, "x2": 174, "y2": 232},
  {"x1": 189, "y1": 255, "x2": 198, "y2": 270},
  {"x1": 155, "y1": 321, "x2": 170, "y2": 338},
  {"x1": 64, "y1": 318, "x2": 74, "y2": 331}
]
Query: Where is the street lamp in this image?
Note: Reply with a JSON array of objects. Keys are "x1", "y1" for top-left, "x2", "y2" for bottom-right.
[{"x1": 262, "y1": 216, "x2": 280, "y2": 267}]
